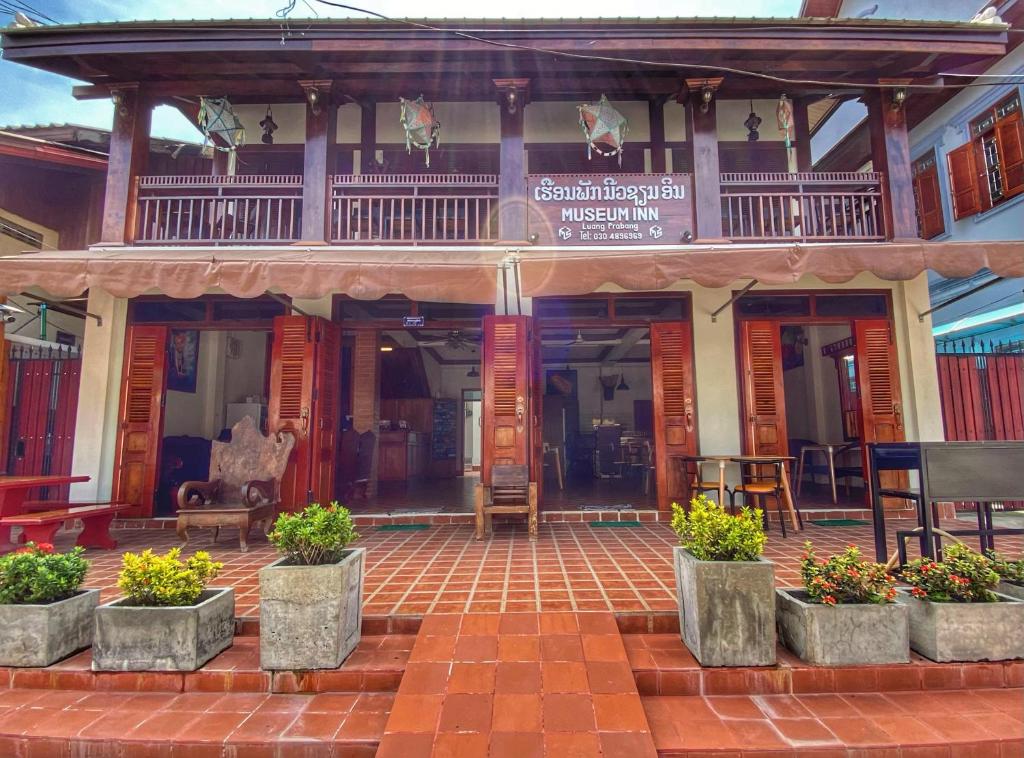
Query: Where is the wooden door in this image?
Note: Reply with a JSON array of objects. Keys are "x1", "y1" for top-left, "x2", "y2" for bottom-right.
[
  {"x1": 853, "y1": 319, "x2": 904, "y2": 445},
  {"x1": 113, "y1": 325, "x2": 168, "y2": 517},
  {"x1": 531, "y1": 319, "x2": 544, "y2": 502},
  {"x1": 269, "y1": 315, "x2": 317, "y2": 511},
  {"x1": 311, "y1": 319, "x2": 342, "y2": 505},
  {"x1": 740, "y1": 320, "x2": 788, "y2": 456},
  {"x1": 650, "y1": 322, "x2": 697, "y2": 510},
  {"x1": 481, "y1": 315, "x2": 532, "y2": 485}
]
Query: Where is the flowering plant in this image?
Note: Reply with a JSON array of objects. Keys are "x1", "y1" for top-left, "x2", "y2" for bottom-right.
[
  {"x1": 117, "y1": 548, "x2": 222, "y2": 607},
  {"x1": 799, "y1": 541, "x2": 896, "y2": 605},
  {"x1": 986, "y1": 550, "x2": 1024, "y2": 585},
  {"x1": 0, "y1": 542, "x2": 89, "y2": 605},
  {"x1": 671, "y1": 495, "x2": 765, "y2": 562},
  {"x1": 901, "y1": 543, "x2": 1000, "y2": 603}
]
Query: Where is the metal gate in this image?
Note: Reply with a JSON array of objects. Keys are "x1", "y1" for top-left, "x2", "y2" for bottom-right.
[
  {"x1": 936, "y1": 339, "x2": 1024, "y2": 441},
  {"x1": 2, "y1": 343, "x2": 81, "y2": 500}
]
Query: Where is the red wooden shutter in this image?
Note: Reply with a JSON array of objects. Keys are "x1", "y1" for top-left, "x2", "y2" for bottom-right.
[
  {"x1": 269, "y1": 315, "x2": 316, "y2": 511},
  {"x1": 740, "y1": 320, "x2": 788, "y2": 456},
  {"x1": 650, "y1": 322, "x2": 697, "y2": 510},
  {"x1": 113, "y1": 325, "x2": 168, "y2": 517},
  {"x1": 310, "y1": 319, "x2": 341, "y2": 505},
  {"x1": 853, "y1": 319, "x2": 905, "y2": 445},
  {"x1": 995, "y1": 111, "x2": 1024, "y2": 199},
  {"x1": 913, "y1": 166, "x2": 945, "y2": 239},
  {"x1": 946, "y1": 141, "x2": 982, "y2": 220},
  {"x1": 530, "y1": 320, "x2": 544, "y2": 502},
  {"x1": 481, "y1": 315, "x2": 532, "y2": 485}
]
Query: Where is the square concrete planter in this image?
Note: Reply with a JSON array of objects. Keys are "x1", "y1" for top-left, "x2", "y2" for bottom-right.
[
  {"x1": 776, "y1": 588, "x2": 909, "y2": 666},
  {"x1": 997, "y1": 580, "x2": 1024, "y2": 602},
  {"x1": 673, "y1": 546, "x2": 776, "y2": 667},
  {"x1": 0, "y1": 589, "x2": 99, "y2": 667},
  {"x1": 92, "y1": 588, "x2": 234, "y2": 671},
  {"x1": 897, "y1": 588, "x2": 1024, "y2": 662},
  {"x1": 259, "y1": 547, "x2": 365, "y2": 670}
]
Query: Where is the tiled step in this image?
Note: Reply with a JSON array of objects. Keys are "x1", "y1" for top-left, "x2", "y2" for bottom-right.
[
  {"x1": 626, "y1": 634, "x2": 1024, "y2": 696},
  {"x1": 643, "y1": 689, "x2": 1024, "y2": 755},
  {"x1": 0, "y1": 635, "x2": 414, "y2": 695},
  {"x1": 0, "y1": 688, "x2": 392, "y2": 758}
]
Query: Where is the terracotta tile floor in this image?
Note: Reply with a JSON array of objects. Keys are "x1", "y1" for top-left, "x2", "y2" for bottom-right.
[{"x1": 60, "y1": 521, "x2": 1024, "y2": 620}]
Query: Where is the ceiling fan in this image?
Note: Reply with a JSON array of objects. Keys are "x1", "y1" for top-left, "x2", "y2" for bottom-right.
[
  {"x1": 542, "y1": 330, "x2": 623, "y2": 347},
  {"x1": 418, "y1": 329, "x2": 482, "y2": 351}
]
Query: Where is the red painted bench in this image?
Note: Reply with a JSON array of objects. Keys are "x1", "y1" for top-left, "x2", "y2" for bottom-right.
[{"x1": 0, "y1": 503, "x2": 131, "y2": 550}]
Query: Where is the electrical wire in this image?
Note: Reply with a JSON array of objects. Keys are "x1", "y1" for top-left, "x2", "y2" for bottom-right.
[{"x1": 0, "y1": 0, "x2": 58, "y2": 24}]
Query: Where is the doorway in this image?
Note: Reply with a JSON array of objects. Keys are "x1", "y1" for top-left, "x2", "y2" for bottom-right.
[{"x1": 462, "y1": 389, "x2": 482, "y2": 473}]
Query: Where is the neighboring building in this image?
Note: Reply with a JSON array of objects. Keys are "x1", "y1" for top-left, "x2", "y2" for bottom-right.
[{"x1": 0, "y1": 15, "x2": 1020, "y2": 520}]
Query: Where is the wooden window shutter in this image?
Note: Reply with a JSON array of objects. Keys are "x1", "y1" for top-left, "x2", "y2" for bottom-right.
[
  {"x1": 946, "y1": 141, "x2": 982, "y2": 220},
  {"x1": 913, "y1": 166, "x2": 945, "y2": 240},
  {"x1": 269, "y1": 315, "x2": 317, "y2": 510},
  {"x1": 740, "y1": 320, "x2": 787, "y2": 456},
  {"x1": 481, "y1": 315, "x2": 531, "y2": 485},
  {"x1": 853, "y1": 319, "x2": 904, "y2": 445},
  {"x1": 995, "y1": 111, "x2": 1024, "y2": 199},
  {"x1": 650, "y1": 322, "x2": 696, "y2": 510},
  {"x1": 113, "y1": 324, "x2": 168, "y2": 516}
]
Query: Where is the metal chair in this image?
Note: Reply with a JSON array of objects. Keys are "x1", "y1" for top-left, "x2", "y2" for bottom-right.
[
  {"x1": 730, "y1": 458, "x2": 801, "y2": 537},
  {"x1": 681, "y1": 456, "x2": 724, "y2": 505}
]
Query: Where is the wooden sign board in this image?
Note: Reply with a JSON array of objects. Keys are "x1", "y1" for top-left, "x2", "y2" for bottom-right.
[{"x1": 527, "y1": 173, "x2": 693, "y2": 246}]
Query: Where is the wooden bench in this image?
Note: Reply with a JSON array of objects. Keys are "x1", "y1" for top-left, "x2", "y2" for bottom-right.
[
  {"x1": 0, "y1": 503, "x2": 131, "y2": 550},
  {"x1": 475, "y1": 464, "x2": 538, "y2": 541}
]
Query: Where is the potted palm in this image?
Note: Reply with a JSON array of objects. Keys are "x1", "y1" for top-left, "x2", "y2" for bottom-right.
[
  {"x1": 93, "y1": 548, "x2": 233, "y2": 671},
  {"x1": 260, "y1": 502, "x2": 364, "y2": 670},
  {"x1": 898, "y1": 543, "x2": 1024, "y2": 662},
  {"x1": 0, "y1": 542, "x2": 96, "y2": 667},
  {"x1": 987, "y1": 550, "x2": 1024, "y2": 601},
  {"x1": 671, "y1": 495, "x2": 775, "y2": 666},
  {"x1": 776, "y1": 542, "x2": 908, "y2": 665}
]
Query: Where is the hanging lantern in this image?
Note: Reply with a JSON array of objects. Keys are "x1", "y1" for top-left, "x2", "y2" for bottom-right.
[
  {"x1": 399, "y1": 96, "x2": 441, "y2": 167},
  {"x1": 198, "y1": 97, "x2": 246, "y2": 153},
  {"x1": 744, "y1": 101, "x2": 762, "y2": 142},
  {"x1": 776, "y1": 94, "x2": 794, "y2": 149},
  {"x1": 579, "y1": 95, "x2": 629, "y2": 167},
  {"x1": 259, "y1": 106, "x2": 278, "y2": 145}
]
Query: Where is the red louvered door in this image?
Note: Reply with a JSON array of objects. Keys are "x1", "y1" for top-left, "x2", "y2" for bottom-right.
[
  {"x1": 113, "y1": 325, "x2": 168, "y2": 517},
  {"x1": 530, "y1": 319, "x2": 544, "y2": 502},
  {"x1": 481, "y1": 315, "x2": 532, "y2": 486},
  {"x1": 853, "y1": 319, "x2": 906, "y2": 501},
  {"x1": 946, "y1": 141, "x2": 982, "y2": 220},
  {"x1": 311, "y1": 319, "x2": 341, "y2": 505},
  {"x1": 650, "y1": 322, "x2": 697, "y2": 510},
  {"x1": 740, "y1": 321, "x2": 788, "y2": 456},
  {"x1": 269, "y1": 316, "x2": 317, "y2": 511},
  {"x1": 995, "y1": 111, "x2": 1024, "y2": 199}
]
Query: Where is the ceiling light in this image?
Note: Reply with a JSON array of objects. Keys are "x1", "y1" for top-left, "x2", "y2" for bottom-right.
[
  {"x1": 467, "y1": 366, "x2": 480, "y2": 378},
  {"x1": 379, "y1": 345, "x2": 394, "y2": 352}
]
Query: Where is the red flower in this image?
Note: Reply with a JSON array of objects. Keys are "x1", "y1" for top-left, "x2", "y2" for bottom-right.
[
  {"x1": 35, "y1": 543, "x2": 54, "y2": 554},
  {"x1": 822, "y1": 595, "x2": 837, "y2": 605},
  {"x1": 911, "y1": 587, "x2": 928, "y2": 598}
]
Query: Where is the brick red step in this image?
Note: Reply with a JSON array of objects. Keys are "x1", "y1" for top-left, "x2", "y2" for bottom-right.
[{"x1": 626, "y1": 634, "x2": 1024, "y2": 696}]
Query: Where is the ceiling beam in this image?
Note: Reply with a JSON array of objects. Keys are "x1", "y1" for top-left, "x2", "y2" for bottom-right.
[{"x1": 602, "y1": 327, "x2": 647, "y2": 364}]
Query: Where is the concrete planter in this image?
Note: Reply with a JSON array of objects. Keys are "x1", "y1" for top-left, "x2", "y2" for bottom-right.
[
  {"x1": 673, "y1": 546, "x2": 776, "y2": 667},
  {"x1": 776, "y1": 589, "x2": 909, "y2": 666},
  {"x1": 0, "y1": 589, "x2": 99, "y2": 667},
  {"x1": 259, "y1": 547, "x2": 365, "y2": 670},
  {"x1": 92, "y1": 588, "x2": 234, "y2": 671},
  {"x1": 997, "y1": 580, "x2": 1024, "y2": 602},
  {"x1": 897, "y1": 588, "x2": 1024, "y2": 662}
]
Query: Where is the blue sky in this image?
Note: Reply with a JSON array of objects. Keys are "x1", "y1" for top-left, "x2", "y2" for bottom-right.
[{"x1": 0, "y1": 0, "x2": 799, "y2": 141}]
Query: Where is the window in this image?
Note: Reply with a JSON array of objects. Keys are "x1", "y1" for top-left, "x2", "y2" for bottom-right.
[
  {"x1": 947, "y1": 94, "x2": 1024, "y2": 220},
  {"x1": 911, "y1": 151, "x2": 945, "y2": 239}
]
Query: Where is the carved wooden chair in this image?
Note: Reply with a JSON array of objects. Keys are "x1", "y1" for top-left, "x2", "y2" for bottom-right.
[
  {"x1": 175, "y1": 416, "x2": 295, "y2": 551},
  {"x1": 475, "y1": 464, "x2": 538, "y2": 541}
]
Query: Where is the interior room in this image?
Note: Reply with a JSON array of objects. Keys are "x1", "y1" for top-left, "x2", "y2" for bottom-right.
[
  {"x1": 540, "y1": 326, "x2": 656, "y2": 510},
  {"x1": 158, "y1": 329, "x2": 270, "y2": 516},
  {"x1": 780, "y1": 323, "x2": 866, "y2": 509}
]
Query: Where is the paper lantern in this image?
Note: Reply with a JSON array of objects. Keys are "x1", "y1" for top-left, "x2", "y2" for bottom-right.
[
  {"x1": 579, "y1": 95, "x2": 629, "y2": 166},
  {"x1": 400, "y1": 96, "x2": 441, "y2": 167}
]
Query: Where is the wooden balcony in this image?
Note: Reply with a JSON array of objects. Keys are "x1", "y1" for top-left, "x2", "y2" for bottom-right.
[
  {"x1": 330, "y1": 174, "x2": 499, "y2": 244},
  {"x1": 721, "y1": 172, "x2": 887, "y2": 242},
  {"x1": 135, "y1": 175, "x2": 303, "y2": 245}
]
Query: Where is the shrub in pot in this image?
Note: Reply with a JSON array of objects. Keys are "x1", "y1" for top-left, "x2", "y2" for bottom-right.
[
  {"x1": 93, "y1": 548, "x2": 233, "y2": 671},
  {"x1": 260, "y1": 502, "x2": 364, "y2": 670},
  {"x1": 776, "y1": 542, "x2": 908, "y2": 665},
  {"x1": 986, "y1": 550, "x2": 1024, "y2": 602},
  {"x1": 898, "y1": 543, "x2": 1024, "y2": 662},
  {"x1": 0, "y1": 542, "x2": 97, "y2": 667},
  {"x1": 671, "y1": 495, "x2": 775, "y2": 666}
]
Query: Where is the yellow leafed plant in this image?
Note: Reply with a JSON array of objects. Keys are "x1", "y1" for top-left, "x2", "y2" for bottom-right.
[{"x1": 117, "y1": 548, "x2": 222, "y2": 607}]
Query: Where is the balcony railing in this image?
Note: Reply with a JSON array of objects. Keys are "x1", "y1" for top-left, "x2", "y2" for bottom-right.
[
  {"x1": 135, "y1": 175, "x2": 303, "y2": 245},
  {"x1": 721, "y1": 172, "x2": 886, "y2": 242},
  {"x1": 330, "y1": 174, "x2": 499, "y2": 244}
]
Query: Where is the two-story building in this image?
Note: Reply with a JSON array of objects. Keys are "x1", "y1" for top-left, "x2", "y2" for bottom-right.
[{"x1": 1, "y1": 15, "x2": 1021, "y2": 522}]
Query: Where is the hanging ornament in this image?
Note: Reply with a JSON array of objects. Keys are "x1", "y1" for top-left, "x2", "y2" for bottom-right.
[
  {"x1": 776, "y1": 94, "x2": 794, "y2": 149},
  {"x1": 198, "y1": 96, "x2": 246, "y2": 155},
  {"x1": 579, "y1": 95, "x2": 629, "y2": 167},
  {"x1": 744, "y1": 101, "x2": 762, "y2": 142},
  {"x1": 259, "y1": 106, "x2": 278, "y2": 145},
  {"x1": 399, "y1": 95, "x2": 441, "y2": 168}
]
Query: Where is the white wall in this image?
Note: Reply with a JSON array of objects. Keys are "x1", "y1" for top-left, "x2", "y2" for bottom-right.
[
  {"x1": 570, "y1": 363, "x2": 652, "y2": 432},
  {"x1": 223, "y1": 331, "x2": 268, "y2": 405}
]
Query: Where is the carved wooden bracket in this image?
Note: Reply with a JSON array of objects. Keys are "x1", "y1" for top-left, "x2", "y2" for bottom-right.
[
  {"x1": 299, "y1": 79, "x2": 334, "y2": 116},
  {"x1": 493, "y1": 78, "x2": 531, "y2": 115}
]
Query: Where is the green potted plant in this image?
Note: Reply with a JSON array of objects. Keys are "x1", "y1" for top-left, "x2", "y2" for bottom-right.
[
  {"x1": 0, "y1": 542, "x2": 96, "y2": 667},
  {"x1": 260, "y1": 502, "x2": 363, "y2": 670},
  {"x1": 92, "y1": 548, "x2": 233, "y2": 671},
  {"x1": 986, "y1": 550, "x2": 1024, "y2": 601},
  {"x1": 671, "y1": 495, "x2": 774, "y2": 666},
  {"x1": 898, "y1": 543, "x2": 1024, "y2": 662},
  {"x1": 776, "y1": 542, "x2": 908, "y2": 665}
]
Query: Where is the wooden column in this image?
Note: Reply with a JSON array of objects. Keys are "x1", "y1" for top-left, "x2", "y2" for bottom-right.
[
  {"x1": 866, "y1": 84, "x2": 919, "y2": 241},
  {"x1": 352, "y1": 330, "x2": 381, "y2": 497},
  {"x1": 359, "y1": 102, "x2": 376, "y2": 174},
  {"x1": 211, "y1": 149, "x2": 229, "y2": 176},
  {"x1": 0, "y1": 298, "x2": 7, "y2": 470},
  {"x1": 649, "y1": 98, "x2": 667, "y2": 174},
  {"x1": 101, "y1": 84, "x2": 151, "y2": 245},
  {"x1": 494, "y1": 79, "x2": 530, "y2": 243},
  {"x1": 300, "y1": 80, "x2": 337, "y2": 244},
  {"x1": 684, "y1": 78, "x2": 727, "y2": 243},
  {"x1": 793, "y1": 97, "x2": 813, "y2": 173}
]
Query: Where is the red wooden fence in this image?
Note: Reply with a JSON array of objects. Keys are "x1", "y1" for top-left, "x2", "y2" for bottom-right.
[
  {"x1": 936, "y1": 341, "x2": 1024, "y2": 442},
  {"x1": 2, "y1": 343, "x2": 81, "y2": 500}
]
